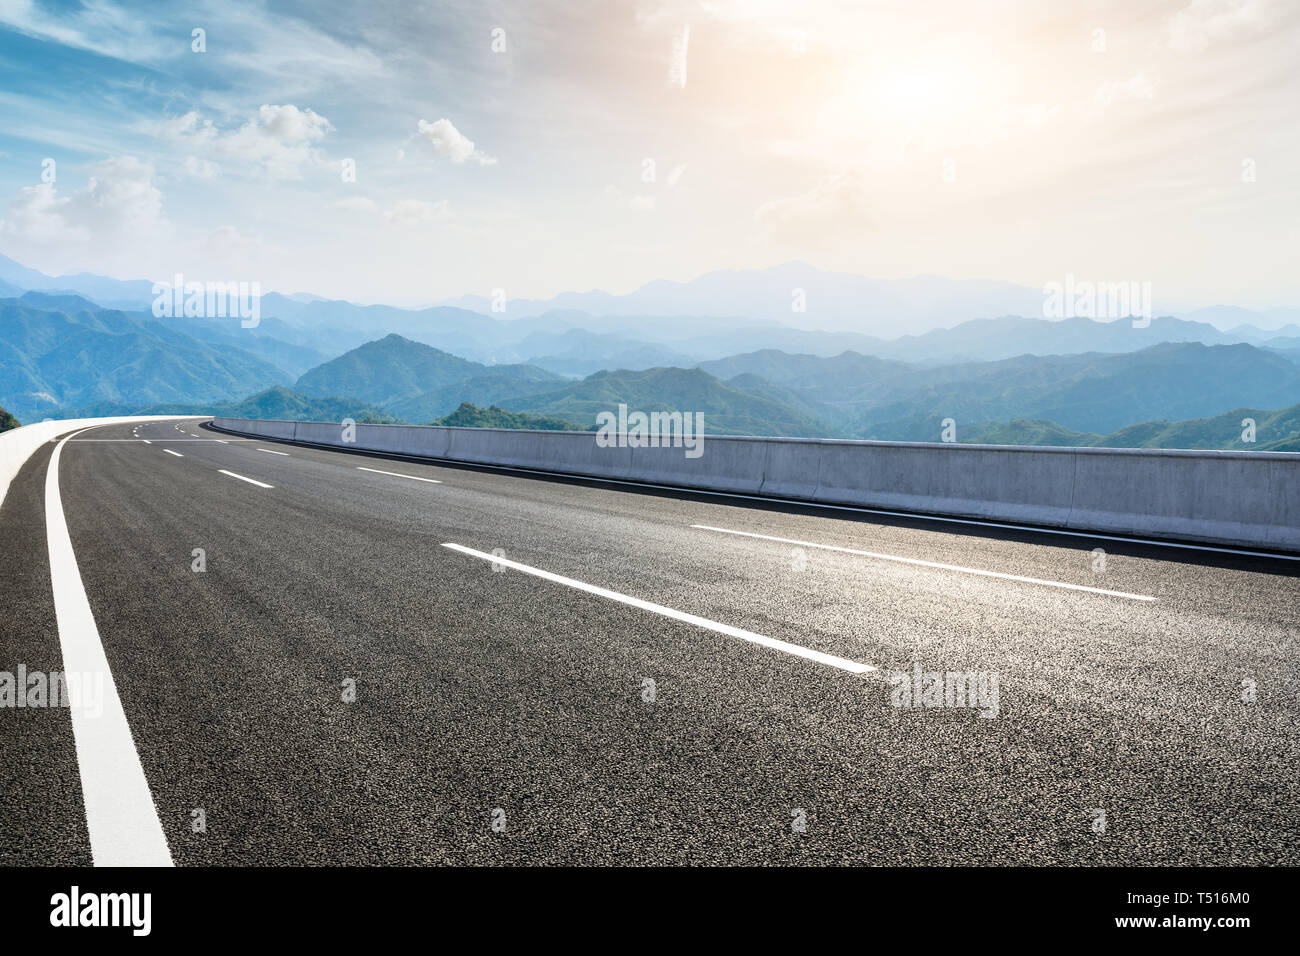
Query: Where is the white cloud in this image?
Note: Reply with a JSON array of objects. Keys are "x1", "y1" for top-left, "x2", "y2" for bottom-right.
[
  {"x1": 0, "y1": 0, "x2": 382, "y2": 92},
  {"x1": 754, "y1": 171, "x2": 871, "y2": 248},
  {"x1": 1168, "y1": 0, "x2": 1273, "y2": 54},
  {"x1": 184, "y1": 156, "x2": 220, "y2": 179},
  {"x1": 1088, "y1": 74, "x2": 1158, "y2": 118},
  {"x1": 200, "y1": 225, "x2": 264, "y2": 262},
  {"x1": 0, "y1": 0, "x2": 167, "y2": 64},
  {"x1": 415, "y1": 118, "x2": 496, "y2": 166},
  {"x1": 154, "y1": 105, "x2": 333, "y2": 179},
  {"x1": 1, "y1": 156, "x2": 165, "y2": 244},
  {"x1": 0, "y1": 183, "x2": 85, "y2": 242},
  {"x1": 385, "y1": 199, "x2": 450, "y2": 225}
]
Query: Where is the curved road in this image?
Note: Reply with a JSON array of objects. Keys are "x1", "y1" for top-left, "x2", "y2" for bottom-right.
[{"x1": 2, "y1": 418, "x2": 1297, "y2": 865}]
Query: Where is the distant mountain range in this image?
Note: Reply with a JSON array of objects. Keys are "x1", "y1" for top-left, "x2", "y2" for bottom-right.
[
  {"x1": 964, "y1": 402, "x2": 1300, "y2": 452},
  {"x1": 695, "y1": 341, "x2": 1300, "y2": 438},
  {"x1": 0, "y1": 293, "x2": 292, "y2": 422},
  {"x1": 51, "y1": 386, "x2": 400, "y2": 425},
  {"x1": 265, "y1": 332, "x2": 1300, "y2": 442},
  {"x1": 0, "y1": 254, "x2": 157, "y2": 312},
  {"x1": 436, "y1": 261, "x2": 1300, "y2": 335},
  {"x1": 502, "y1": 366, "x2": 831, "y2": 437},
  {"x1": 294, "y1": 333, "x2": 564, "y2": 419},
  {"x1": 436, "y1": 262, "x2": 1046, "y2": 336},
  {"x1": 4, "y1": 252, "x2": 1300, "y2": 368},
  {"x1": 288, "y1": 334, "x2": 832, "y2": 437},
  {"x1": 2, "y1": 252, "x2": 1298, "y2": 451}
]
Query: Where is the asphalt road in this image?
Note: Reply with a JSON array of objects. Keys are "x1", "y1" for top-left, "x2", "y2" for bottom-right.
[{"x1": 2, "y1": 418, "x2": 1297, "y2": 865}]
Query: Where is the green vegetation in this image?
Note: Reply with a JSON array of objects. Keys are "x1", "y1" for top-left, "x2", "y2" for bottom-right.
[
  {"x1": 1095, "y1": 403, "x2": 1300, "y2": 451},
  {"x1": 852, "y1": 343, "x2": 1300, "y2": 438},
  {"x1": 962, "y1": 403, "x2": 1300, "y2": 451},
  {"x1": 961, "y1": 419, "x2": 1100, "y2": 446},
  {"x1": 51, "y1": 387, "x2": 402, "y2": 424},
  {"x1": 211, "y1": 386, "x2": 403, "y2": 424},
  {"x1": 0, "y1": 402, "x2": 19, "y2": 432},
  {"x1": 7, "y1": 296, "x2": 1300, "y2": 450},
  {"x1": 502, "y1": 366, "x2": 832, "y2": 437},
  {"x1": 431, "y1": 402, "x2": 585, "y2": 431},
  {"x1": 295, "y1": 333, "x2": 559, "y2": 408},
  {"x1": 0, "y1": 296, "x2": 290, "y2": 422},
  {"x1": 386, "y1": 365, "x2": 563, "y2": 422}
]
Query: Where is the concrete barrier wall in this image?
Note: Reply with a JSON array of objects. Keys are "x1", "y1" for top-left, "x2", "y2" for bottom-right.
[{"x1": 211, "y1": 418, "x2": 1300, "y2": 552}]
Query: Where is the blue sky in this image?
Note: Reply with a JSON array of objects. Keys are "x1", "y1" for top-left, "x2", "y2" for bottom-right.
[{"x1": 0, "y1": 0, "x2": 1297, "y2": 311}]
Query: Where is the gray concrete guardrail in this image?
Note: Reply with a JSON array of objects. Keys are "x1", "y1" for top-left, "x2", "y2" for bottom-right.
[{"x1": 212, "y1": 417, "x2": 1300, "y2": 553}]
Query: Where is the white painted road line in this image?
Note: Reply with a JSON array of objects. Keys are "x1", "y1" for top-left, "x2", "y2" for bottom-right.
[
  {"x1": 691, "y1": 524, "x2": 1157, "y2": 602},
  {"x1": 45, "y1": 427, "x2": 173, "y2": 866},
  {"x1": 163, "y1": 449, "x2": 183, "y2": 457},
  {"x1": 141, "y1": 439, "x2": 151, "y2": 445},
  {"x1": 257, "y1": 448, "x2": 289, "y2": 456},
  {"x1": 219, "y1": 469, "x2": 273, "y2": 488},
  {"x1": 357, "y1": 466, "x2": 441, "y2": 484},
  {"x1": 441, "y1": 542, "x2": 875, "y2": 674}
]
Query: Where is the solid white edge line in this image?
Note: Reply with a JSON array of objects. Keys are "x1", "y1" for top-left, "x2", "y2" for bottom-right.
[
  {"x1": 691, "y1": 524, "x2": 1156, "y2": 601},
  {"x1": 441, "y1": 542, "x2": 874, "y2": 674},
  {"x1": 205, "y1": 427, "x2": 1299, "y2": 564},
  {"x1": 218, "y1": 469, "x2": 273, "y2": 488},
  {"x1": 46, "y1": 426, "x2": 173, "y2": 866},
  {"x1": 257, "y1": 448, "x2": 289, "y2": 456},
  {"x1": 357, "y1": 466, "x2": 441, "y2": 484},
  {"x1": 141, "y1": 439, "x2": 151, "y2": 444},
  {"x1": 163, "y1": 449, "x2": 183, "y2": 457}
]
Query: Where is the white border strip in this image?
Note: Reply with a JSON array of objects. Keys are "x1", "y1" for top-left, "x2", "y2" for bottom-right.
[
  {"x1": 46, "y1": 426, "x2": 173, "y2": 866},
  {"x1": 219, "y1": 469, "x2": 273, "y2": 488},
  {"x1": 357, "y1": 466, "x2": 441, "y2": 484},
  {"x1": 691, "y1": 524, "x2": 1156, "y2": 601},
  {"x1": 441, "y1": 542, "x2": 874, "y2": 674}
]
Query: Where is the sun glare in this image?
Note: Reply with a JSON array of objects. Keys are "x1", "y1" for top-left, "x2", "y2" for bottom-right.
[{"x1": 879, "y1": 67, "x2": 952, "y2": 114}]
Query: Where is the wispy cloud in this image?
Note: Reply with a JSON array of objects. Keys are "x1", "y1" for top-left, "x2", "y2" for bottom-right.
[
  {"x1": 754, "y1": 171, "x2": 870, "y2": 248},
  {"x1": 0, "y1": 155, "x2": 165, "y2": 244},
  {"x1": 385, "y1": 198, "x2": 450, "y2": 225},
  {"x1": 1088, "y1": 74, "x2": 1158, "y2": 119},
  {"x1": 414, "y1": 119, "x2": 496, "y2": 166},
  {"x1": 151, "y1": 105, "x2": 334, "y2": 179},
  {"x1": 1167, "y1": 0, "x2": 1275, "y2": 54}
]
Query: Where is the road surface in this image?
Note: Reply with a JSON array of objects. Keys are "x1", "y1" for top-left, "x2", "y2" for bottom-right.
[{"x1": 2, "y1": 418, "x2": 1296, "y2": 865}]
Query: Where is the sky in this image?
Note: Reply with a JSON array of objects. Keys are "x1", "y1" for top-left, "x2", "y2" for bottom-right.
[{"x1": 0, "y1": 0, "x2": 1296, "y2": 309}]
